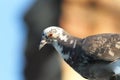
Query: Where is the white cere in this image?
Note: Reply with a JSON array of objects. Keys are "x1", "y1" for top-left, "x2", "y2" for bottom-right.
[{"x1": 53, "y1": 42, "x2": 70, "y2": 60}]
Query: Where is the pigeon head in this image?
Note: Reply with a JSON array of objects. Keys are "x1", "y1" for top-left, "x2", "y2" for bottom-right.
[{"x1": 39, "y1": 26, "x2": 67, "y2": 50}]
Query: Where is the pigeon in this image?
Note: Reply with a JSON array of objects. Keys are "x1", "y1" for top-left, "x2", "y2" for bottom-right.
[{"x1": 39, "y1": 26, "x2": 120, "y2": 80}]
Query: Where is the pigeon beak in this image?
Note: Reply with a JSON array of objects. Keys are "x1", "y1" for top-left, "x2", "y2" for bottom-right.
[{"x1": 39, "y1": 39, "x2": 47, "y2": 50}]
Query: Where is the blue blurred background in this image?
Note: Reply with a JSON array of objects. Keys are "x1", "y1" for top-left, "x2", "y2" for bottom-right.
[{"x1": 0, "y1": 0, "x2": 34, "y2": 80}]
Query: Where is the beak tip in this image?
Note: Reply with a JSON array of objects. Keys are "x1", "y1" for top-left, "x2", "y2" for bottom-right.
[
  {"x1": 39, "y1": 45, "x2": 42, "y2": 50},
  {"x1": 39, "y1": 40, "x2": 47, "y2": 50},
  {"x1": 39, "y1": 47, "x2": 41, "y2": 50}
]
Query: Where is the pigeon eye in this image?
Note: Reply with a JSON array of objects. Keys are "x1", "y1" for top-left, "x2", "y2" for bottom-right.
[{"x1": 48, "y1": 33, "x2": 53, "y2": 37}]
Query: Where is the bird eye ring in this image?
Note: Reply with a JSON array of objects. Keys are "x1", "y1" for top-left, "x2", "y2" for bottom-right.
[{"x1": 48, "y1": 33, "x2": 53, "y2": 37}]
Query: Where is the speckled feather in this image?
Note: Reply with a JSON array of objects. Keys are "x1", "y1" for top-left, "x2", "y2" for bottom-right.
[
  {"x1": 39, "y1": 26, "x2": 120, "y2": 80},
  {"x1": 81, "y1": 33, "x2": 120, "y2": 61}
]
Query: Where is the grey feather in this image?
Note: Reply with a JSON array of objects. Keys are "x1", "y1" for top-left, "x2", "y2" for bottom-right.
[
  {"x1": 82, "y1": 33, "x2": 120, "y2": 61},
  {"x1": 39, "y1": 26, "x2": 120, "y2": 80}
]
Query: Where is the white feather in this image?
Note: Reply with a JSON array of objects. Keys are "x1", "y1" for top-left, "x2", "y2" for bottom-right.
[{"x1": 53, "y1": 41, "x2": 70, "y2": 60}]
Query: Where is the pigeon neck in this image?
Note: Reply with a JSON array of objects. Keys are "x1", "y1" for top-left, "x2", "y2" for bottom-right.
[
  {"x1": 52, "y1": 36, "x2": 92, "y2": 68},
  {"x1": 52, "y1": 35, "x2": 82, "y2": 61}
]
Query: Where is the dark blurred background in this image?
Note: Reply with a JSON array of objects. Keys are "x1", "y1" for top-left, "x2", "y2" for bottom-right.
[
  {"x1": 24, "y1": 0, "x2": 62, "y2": 80},
  {"x1": 1, "y1": 0, "x2": 120, "y2": 80}
]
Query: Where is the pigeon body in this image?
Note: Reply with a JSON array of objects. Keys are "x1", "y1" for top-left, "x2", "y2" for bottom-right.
[{"x1": 39, "y1": 26, "x2": 120, "y2": 80}]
